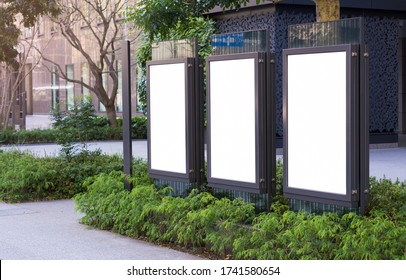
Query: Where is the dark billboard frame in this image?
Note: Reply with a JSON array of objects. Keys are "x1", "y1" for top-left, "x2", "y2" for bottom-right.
[
  {"x1": 283, "y1": 44, "x2": 369, "y2": 208},
  {"x1": 206, "y1": 52, "x2": 271, "y2": 194},
  {"x1": 147, "y1": 58, "x2": 198, "y2": 182}
]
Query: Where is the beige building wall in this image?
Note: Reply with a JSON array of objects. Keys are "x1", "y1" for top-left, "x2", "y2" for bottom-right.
[{"x1": 23, "y1": 5, "x2": 140, "y2": 117}]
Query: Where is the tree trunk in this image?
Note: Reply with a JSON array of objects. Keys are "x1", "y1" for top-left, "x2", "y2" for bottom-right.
[
  {"x1": 314, "y1": 0, "x2": 340, "y2": 22},
  {"x1": 105, "y1": 102, "x2": 118, "y2": 127},
  {"x1": 1, "y1": 70, "x2": 18, "y2": 131}
]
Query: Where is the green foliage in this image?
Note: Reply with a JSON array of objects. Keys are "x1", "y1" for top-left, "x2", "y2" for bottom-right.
[
  {"x1": 130, "y1": 116, "x2": 148, "y2": 139},
  {"x1": 135, "y1": 16, "x2": 217, "y2": 114},
  {"x1": 116, "y1": 116, "x2": 148, "y2": 139},
  {"x1": 275, "y1": 158, "x2": 284, "y2": 195},
  {"x1": 2, "y1": 142, "x2": 404, "y2": 260},
  {"x1": 0, "y1": 150, "x2": 125, "y2": 203},
  {"x1": 202, "y1": 198, "x2": 255, "y2": 257},
  {"x1": 136, "y1": 17, "x2": 216, "y2": 68},
  {"x1": 127, "y1": 0, "x2": 253, "y2": 39},
  {"x1": 367, "y1": 177, "x2": 406, "y2": 224},
  {"x1": 0, "y1": 0, "x2": 60, "y2": 66},
  {"x1": 52, "y1": 100, "x2": 121, "y2": 156},
  {"x1": 0, "y1": 114, "x2": 147, "y2": 146},
  {"x1": 136, "y1": 75, "x2": 148, "y2": 115},
  {"x1": 135, "y1": 34, "x2": 153, "y2": 70},
  {"x1": 337, "y1": 213, "x2": 406, "y2": 259},
  {"x1": 0, "y1": 152, "x2": 65, "y2": 202},
  {"x1": 234, "y1": 208, "x2": 405, "y2": 260},
  {"x1": 162, "y1": 16, "x2": 216, "y2": 61},
  {"x1": 0, "y1": 128, "x2": 58, "y2": 145},
  {"x1": 74, "y1": 171, "x2": 406, "y2": 260}
]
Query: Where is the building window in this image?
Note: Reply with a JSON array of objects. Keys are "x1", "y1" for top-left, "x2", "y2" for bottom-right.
[
  {"x1": 24, "y1": 27, "x2": 34, "y2": 38},
  {"x1": 51, "y1": 67, "x2": 60, "y2": 111},
  {"x1": 36, "y1": 16, "x2": 45, "y2": 36},
  {"x1": 99, "y1": 63, "x2": 107, "y2": 112},
  {"x1": 66, "y1": 64, "x2": 74, "y2": 110},
  {"x1": 81, "y1": 63, "x2": 90, "y2": 100},
  {"x1": 81, "y1": 2, "x2": 91, "y2": 27},
  {"x1": 116, "y1": 60, "x2": 123, "y2": 113},
  {"x1": 50, "y1": 26, "x2": 58, "y2": 34},
  {"x1": 50, "y1": 21, "x2": 58, "y2": 34}
]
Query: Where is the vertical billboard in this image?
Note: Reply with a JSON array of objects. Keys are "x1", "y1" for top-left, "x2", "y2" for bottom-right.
[
  {"x1": 147, "y1": 58, "x2": 196, "y2": 182},
  {"x1": 283, "y1": 45, "x2": 363, "y2": 207},
  {"x1": 206, "y1": 53, "x2": 269, "y2": 193}
]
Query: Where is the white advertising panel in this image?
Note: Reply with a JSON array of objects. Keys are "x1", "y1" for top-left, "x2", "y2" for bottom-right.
[
  {"x1": 149, "y1": 63, "x2": 187, "y2": 174},
  {"x1": 209, "y1": 58, "x2": 256, "y2": 183},
  {"x1": 287, "y1": 51, "x2": 347, "y2": 195}
]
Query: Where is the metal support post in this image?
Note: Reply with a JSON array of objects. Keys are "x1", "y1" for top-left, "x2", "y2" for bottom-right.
[{"x1": 122, "y1": 40, "x2": 133, "y2": 191}]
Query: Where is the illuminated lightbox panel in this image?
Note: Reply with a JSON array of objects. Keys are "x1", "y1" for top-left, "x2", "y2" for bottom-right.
[
  {"x1": 283, "y1": 45, "x2": 359, "y2": 207},
  {"x1": 207, "y1": 53, "x2": 267, "y2": 193},
  {"x1": 147, "y1": 59, "x2": 195, "y2": 181}
]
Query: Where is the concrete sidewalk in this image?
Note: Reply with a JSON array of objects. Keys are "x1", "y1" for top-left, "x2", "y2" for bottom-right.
[
  {"x1": 0, "y1": 200, "x2": 201, "y2": 260},
  {"x1": 1, "y1": 140, "x2": 148, "y2": 159}
]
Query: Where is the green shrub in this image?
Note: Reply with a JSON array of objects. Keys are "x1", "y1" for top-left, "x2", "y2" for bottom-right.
[
  {"x1": 116, "y1": 116, "x2": 148, "y2": 139},
  {"x1": 367, "y1": 177, "x2": 406, "y2": 224},
  {"x1": 131, "y1": 116, "x2": 147, "y2": 139},
  {"x1": 51, "y1": 100, "x2": 128, "y2": 156},
  {"x1": 75, "y1": 171, "x2": 129, "y2": 230},
  {"x1": 0, "y1": 103, "x2": 146, "y2": 146},
  {"x1": 337, "y1": 213, "x2": 406, "y2": 259},
  {"x1": 0, "y1": 128, "x2": 58, "y2": 144},
  {"x1": 0, "y1": 126, "x2": 124, "y2": 146},
  {"x1": 0, "y1": 152, "x2": 71, "y2": 202},
  {"x1": 73, "y1": 172, "x2": 406, "y2": 260},
  {"x1": 0, "y1": 150, "x2": 125, "y2": 202},
  {"x1": 1, "y1": 146, "x2": 404, "y2": 260}
]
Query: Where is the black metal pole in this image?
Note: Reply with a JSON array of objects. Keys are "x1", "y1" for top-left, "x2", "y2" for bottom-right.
[
  {"x1": 359, "y1": 44, "x2": 370, "y2": 215},
  {"x1": 122, "y1": 39, "x2": 133, "y2": 191},
  {"x1": 194, "y1": 39, "x2": 204, "y2": 186},
  {"x1": 267, "y1": 53, "x2": 276, "y2": 212}
]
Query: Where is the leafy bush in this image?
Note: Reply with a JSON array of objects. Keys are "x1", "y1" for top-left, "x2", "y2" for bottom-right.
[
  {"x1": 367, "y1": 177, "x2": 406, "y2": 223},
  {"x1": 1, "y1": 143, "x2": 404, "y2": 260},
  {"x1": 0, "y1": 150, "x2": 126, "y2": 202},
  {"x1": 0, "y1": 151, "x2": 66, "y2": 202},
  {"x1": 52, "y1": 100, "x2": 116, "y2": 156},
  {"x1": 131, "y1": 116, "x2": 147, "y2": 139},
  {"x1": 337, "y1": 213, "x2": 405, "y2": 259},
  {"x1": 0, "y1": 126, "x2": 123, "y2": 146},
  {"x1": 0, "y1": 101, "x2": 147, "y2": 146},
  {"x1": 74, "y1": 172, "x2": 406, "y2": 260},
  {"x1": 116, "y1": 116, "x2": 147, "y2": 139},
  {"x1": 0, "y1": 128, "x2": 58, "y2": 144}
]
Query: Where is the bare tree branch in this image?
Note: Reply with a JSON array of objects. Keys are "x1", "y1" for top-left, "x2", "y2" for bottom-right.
[{"x1": 32, "y1": 0, "x2": 141, "y2": 127}]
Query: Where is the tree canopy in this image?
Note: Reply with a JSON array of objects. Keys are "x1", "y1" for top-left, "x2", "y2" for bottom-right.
[
  {"x1": 0, "y1": 0, "x2": 59, "y2": 66},
  {"x1": 127, "y1": 0, "x2": 263, "y2": 38}
]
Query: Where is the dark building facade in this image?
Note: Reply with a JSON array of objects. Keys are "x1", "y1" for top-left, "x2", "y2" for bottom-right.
[{"x1": 208, "y1": 0, "x2": 406, "y2": 146}]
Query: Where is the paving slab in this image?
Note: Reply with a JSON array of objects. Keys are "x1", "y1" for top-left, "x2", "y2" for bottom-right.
[
  {"x1": 369, "y1": 147, "x2": 406, "y2": 183},
  {"x1": 0, "y1": 200, "x2": 201, "y2": 260}
]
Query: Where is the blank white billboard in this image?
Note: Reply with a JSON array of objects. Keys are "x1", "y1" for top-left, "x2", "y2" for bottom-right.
[
  {"x1": 287, "y1": 51, "x2": 347, "y2": 195},
  {"x1": 149, "y1": 63, "x2": 187, "y2": 174},
  {"x1": 209, "y1": 58, "x2": 256, "y2": 183}
]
